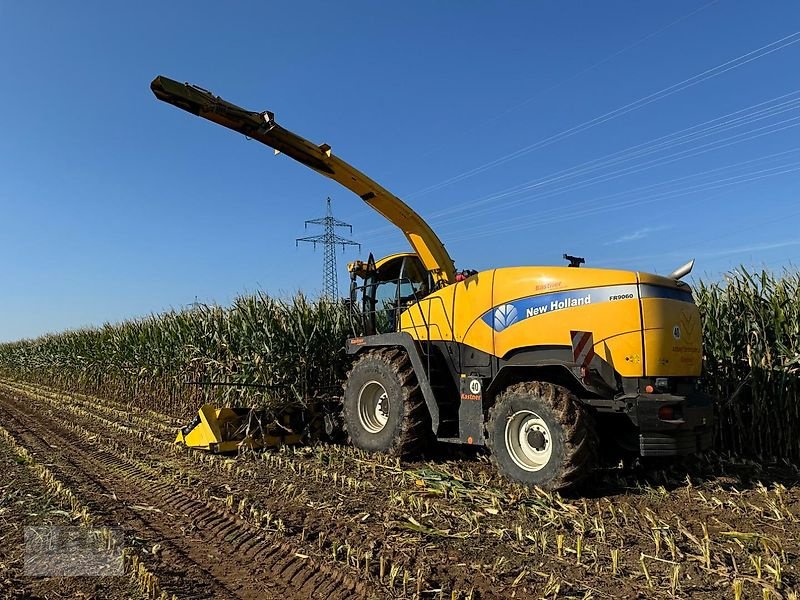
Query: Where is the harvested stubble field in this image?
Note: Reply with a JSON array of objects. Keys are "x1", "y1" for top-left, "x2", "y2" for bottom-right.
[
  {"x1": 0, "y1": 269, "x2": 798, "y2": 599},
  {"x1": 1, "y1": 378, "x2": 799, "y2": 600}
]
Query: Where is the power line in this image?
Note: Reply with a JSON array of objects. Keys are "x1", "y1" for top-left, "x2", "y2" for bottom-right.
[
  {"x1": 433, "y1": 111, "x2": 800, "y2": 233},
  {"x1": 405, "y1": 29, "x2": 800, "y2": 199},
  {"x1": 449, "y1": 154, "x2": 800, "y2": 241},
  {"x1": 431, "y1": 93, "x2": 800, "y2": 224},
  {"x1": 296, "y1": 198, "x2": 360, "y2": 300},
  {"x1": 357, "y1": 89, "x2": 800, "y2": 241},
  {"x1": 442, "y1": 156, "x2": 800, "y2": 244},
  {"x1": 383, "y1": 1, "x2": 718, "y2": 175},
  {"x1": 339, "y1": 1, "x2": 716, "y2": 223}
]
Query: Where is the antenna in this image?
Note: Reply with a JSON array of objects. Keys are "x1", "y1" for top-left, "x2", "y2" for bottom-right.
[{"x1": 297, "y1": 198, "x2": 360, "y2": 300}]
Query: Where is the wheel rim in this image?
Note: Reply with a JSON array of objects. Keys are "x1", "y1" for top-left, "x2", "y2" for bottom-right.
[
  {"x1": 358, "y1": 381, "x2": 390, "y2": 434},
  {"x1": 504, "y1": 410, "x2": 553, "y2": 472}
]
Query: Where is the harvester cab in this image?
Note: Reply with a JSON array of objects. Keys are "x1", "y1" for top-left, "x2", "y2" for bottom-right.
[
  {"x1": 152, "y1": 76, "x2": 713, "y2": 490},
  {"x1": 348, "y1": 253, "x2": 433, "y2": 336}
]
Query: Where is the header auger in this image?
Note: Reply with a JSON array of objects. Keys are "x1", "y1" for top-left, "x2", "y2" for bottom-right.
[{"x1": 153, "y1": 76, "x2": 712, "y2": 491}]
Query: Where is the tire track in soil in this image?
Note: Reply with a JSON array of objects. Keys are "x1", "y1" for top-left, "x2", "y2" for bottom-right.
[
  {"x1": 0, "y1": 390, "x2": 367, "y2": 600},
  {"x1": 2, "y1": 381, "x2": 404, "y2": 598},
  {"x1": 1, "y1": 380, "x2": 600, "y2": 597}
]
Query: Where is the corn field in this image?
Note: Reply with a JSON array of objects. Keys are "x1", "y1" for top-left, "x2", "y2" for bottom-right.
[
  {"x1": 2, "y1": 272, "x2": 800, "y2": 600},
  {"x1": 0, "y1": 269, "x2": 798, "y2": 460},
  {"x1": 0, "y1": 293, "x2": 353, "y2": 418},
  {"x1": 696, "y1": 268, "x2": 800, "y2": 460}
]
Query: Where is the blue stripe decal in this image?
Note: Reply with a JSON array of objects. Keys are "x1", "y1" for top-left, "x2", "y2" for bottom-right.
[{"x1": 481, "y1": 284, "x2": 639, "y2": 332}]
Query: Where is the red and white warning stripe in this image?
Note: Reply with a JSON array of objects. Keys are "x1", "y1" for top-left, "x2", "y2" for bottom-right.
[{"x1": 570, "y1": 330, "x2": 595, "y2": 367}]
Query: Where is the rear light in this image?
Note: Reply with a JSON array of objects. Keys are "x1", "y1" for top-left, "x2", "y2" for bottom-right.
[
  {"x1": 643, "y1": 378, "x2": 670, "y2": 394},
  {"x1": 658, "y1": 405, "x2": 682, "y2": 421}
]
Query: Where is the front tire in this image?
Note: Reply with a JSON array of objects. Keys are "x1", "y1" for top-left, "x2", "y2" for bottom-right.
[
  {"x1": 486, "y1": 381, "x2": 598, "y2": 490},
  {"x1": 342, "y1": 348, "x2": 430, "y2": 457}
]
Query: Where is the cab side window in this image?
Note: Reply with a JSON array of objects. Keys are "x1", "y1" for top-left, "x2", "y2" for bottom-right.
[
  {"x1": 400, "y1": 256, "x2": 430, "y2": 300},
  {"x1": 362, "y1": 255, "x2": 431, "y2": 334}
]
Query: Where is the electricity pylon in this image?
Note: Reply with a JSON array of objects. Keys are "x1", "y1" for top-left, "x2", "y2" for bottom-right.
[{"x1": 297, "y1": 198, "x2": 360, "y2": 300}]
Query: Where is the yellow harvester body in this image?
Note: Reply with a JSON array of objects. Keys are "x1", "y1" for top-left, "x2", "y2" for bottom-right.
[
  {"x1": 396, "y1": 263, "x2": 702, "y2": 378},
  {"x1": 153, "y1": 75, "x2": 712, "y2": 489}
]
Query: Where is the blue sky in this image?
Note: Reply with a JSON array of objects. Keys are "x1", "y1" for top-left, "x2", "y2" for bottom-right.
[{"x1": 1, "y1": 1, "x2": 799, "y2": 342}]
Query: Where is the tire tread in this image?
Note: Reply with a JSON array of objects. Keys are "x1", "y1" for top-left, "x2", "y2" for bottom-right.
[
  {"x1": 343, "y1": 348, "x2": 430, "y2": 458},
  {"x1": 486, "y1": 381, "x2": 598, "y2": 491}
]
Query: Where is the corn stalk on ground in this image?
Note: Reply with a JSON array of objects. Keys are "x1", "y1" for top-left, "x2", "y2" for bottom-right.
[
  {"x1": 2, "y1": 379, "x2": 800, "y2": 599},
  {"x1": 0, "y1": 269, "x2": 798, "y2": 461}
]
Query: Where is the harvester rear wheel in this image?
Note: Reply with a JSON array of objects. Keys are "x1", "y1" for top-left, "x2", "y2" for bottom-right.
[
  {"x1": 486, "y1": 381, "x2": 597, "y2": 491},
  {"x1": 342, "y1": 348, "x2": 430, "y2": 458}
]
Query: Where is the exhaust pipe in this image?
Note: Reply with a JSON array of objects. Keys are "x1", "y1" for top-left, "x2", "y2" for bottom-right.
[{"x1": 669, "y1": 258, "x2": 695, "y2": 280}]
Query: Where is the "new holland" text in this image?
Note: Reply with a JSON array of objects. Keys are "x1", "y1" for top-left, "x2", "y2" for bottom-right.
[{"x1": 525, "y1": 294, "x2": 592, "y2": 318}]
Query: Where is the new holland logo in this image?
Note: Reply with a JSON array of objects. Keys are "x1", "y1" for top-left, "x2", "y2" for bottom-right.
[
  {"x1": 679, "y1": 308, "x2": 697, "y2": 337},
  {"x1": 493, "y1": 304, "x2": 518, "y2": 332}
]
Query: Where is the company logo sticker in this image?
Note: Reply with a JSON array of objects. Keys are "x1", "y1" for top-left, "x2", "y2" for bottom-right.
[
  {"x1": 672, "y1": 325, "x2": 681, "y2": 340},
  {"x1": 493, "y1": 304, "x2": 518, "y2": 332},
  {"x1": 679, "y1": 308, "x2": 697, "y2": 337}
]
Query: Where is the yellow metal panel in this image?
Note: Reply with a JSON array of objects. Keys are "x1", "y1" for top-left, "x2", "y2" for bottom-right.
[
  {"x1": 596, "y1": 331, "x2": 644, "y2": 377},
  {"x1": 454, "y1": 270, "x2": 495, "y2": 354},
  {"x1": 641, "y1": 298, "x2": 702, "y2": 376},
  {"x1": 637, "y1": 274, "x2": 702, "y2": 376},
  {"x1": 398, "y1": 265, "x2": 702, "y2": 380},
  {"x1": 488, "y1": 267, "x2": 644, "y2": 376},
  {"x1": 400, "y1": 284, "x2": 456, "y2": 341},
  {"x1": 176, "y1": 404, "x2": 225, "y2": 449},
  {"x1": 374, "y1": 252, "x2": 415, "y2": 270},
  {"x1": 491, "y1": 298, "x2": 645, "y2": 377},
  {"x1": 492, "y1": 266, "x2": 639, "y2": 300}
]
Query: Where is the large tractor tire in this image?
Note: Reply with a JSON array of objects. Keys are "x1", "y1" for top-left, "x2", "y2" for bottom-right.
[
  {"x1": 342, "y1": 348, "x2": 431, "y2": 458},
  {"x1": 486, "y1": 381, "x2": 598, "y2": 491}
]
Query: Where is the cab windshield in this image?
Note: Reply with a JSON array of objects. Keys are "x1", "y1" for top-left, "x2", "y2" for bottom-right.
[{"x1": 354, "y1": 255, "x2": 431, "y2": 335}]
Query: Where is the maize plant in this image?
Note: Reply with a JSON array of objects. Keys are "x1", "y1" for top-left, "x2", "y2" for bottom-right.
[
  {"x1": 695, "y1": 268, "x2": 800, "y2": 460},
  {"x1": 0, "y1": 269, "x2": 798, "y2": 461},
  {"x1": 0, "y1": 292, "x2": 354, "y2": 417}
]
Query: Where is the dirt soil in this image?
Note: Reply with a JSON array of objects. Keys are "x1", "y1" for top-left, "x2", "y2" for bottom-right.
[
  {"x1": 0, "y1": 380, "x2": 799, "y2": 599},
  {"x1": 0, "y1": 435, "x2": 140, "y2": 599}
]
